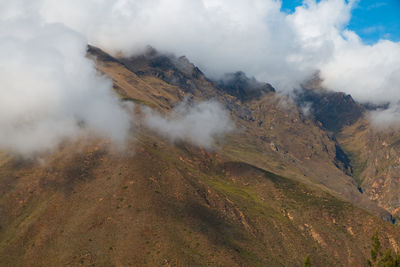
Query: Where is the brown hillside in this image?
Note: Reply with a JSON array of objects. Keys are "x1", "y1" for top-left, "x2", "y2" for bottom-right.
[{"x1": 0, "y1": 46, "x2": 398, "y2": 266}]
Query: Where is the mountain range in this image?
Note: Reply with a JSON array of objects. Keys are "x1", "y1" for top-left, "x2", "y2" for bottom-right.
[{"x1": 0, "y1": 45, "x2": 399, "y2": 266}]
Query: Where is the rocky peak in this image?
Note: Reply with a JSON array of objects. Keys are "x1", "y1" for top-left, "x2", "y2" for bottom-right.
[
  {"x1": 213, "y1": 71, "x2": 275, "y2": 102},
  {"x1": 296, "y1": 87, "x2": 364, "y2": 133},
  {"x1": 87, "y1": 45, "x2": 120, "y2": 63},
  {"x1": 115, "y1": 47, "x2": 206, "y2": 93}
]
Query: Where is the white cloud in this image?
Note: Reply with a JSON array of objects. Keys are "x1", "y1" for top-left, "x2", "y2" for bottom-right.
[
  {"x1": 34, "y1": 0, "x2": 400, "y2": 107},
  {"x1": 142, "y1": 100, "x2": 234, "y2": 148},
  {"x1": 320, "y1": 39, "x2": 400, "y2": 104},
  {"x1": 369, "y1": 105, "x2": 400, "y2": 129},
  {"x1": 37, "y1": 0, "x2": 311, "y2": 90},
  {"x1": 0, "y1": 16, "x2": 133, "y2": 155}
]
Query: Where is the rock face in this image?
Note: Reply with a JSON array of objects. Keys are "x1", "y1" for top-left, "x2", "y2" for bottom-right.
[
  {"x1": 87, "y1": 45, "x2": 119, "y2": 63},
  {"x1": 213, "y1": 71, "x2": 275, "y2": 102},
  {"x1": 296, "y1": 87, "x2": 364, "y2": 133},
  {"x1": 292, "y1": 76, "x2": 400, "y2": 223},
  {"x1": 337, "y1": 119, "x2": 400, "y2": 223},
  {"x1": 118, "y1": 47, "x2": 207, "y2": 93}
]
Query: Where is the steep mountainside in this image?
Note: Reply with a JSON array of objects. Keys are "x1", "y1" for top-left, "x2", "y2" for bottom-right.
[
  {"x1": 337, "y1": 119, "x2": 400, "y2": 222},
  {"x1": 295, "y1": 87, "x2": 364, "y2": 133},
  {"x1": 92, "y1": 46, "x2": 386, "y2": 219},
  {"x1": 295, "y1": 77, "x2": 400, "y2": 224},
  {"x1": 0, "y1": 46, "x2": 398, "y2": 266}
]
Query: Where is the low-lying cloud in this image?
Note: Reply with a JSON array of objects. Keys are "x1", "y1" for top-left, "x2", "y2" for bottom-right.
[
  {"x1": 369, "y1": 105, "x2": 400, "y2": 129},
  {"x1": 0, "y1": 17, "x2": 132, "y2": 155},
  {"x1": 142, "y1": 101, "x2": 234, "y2": 148}
]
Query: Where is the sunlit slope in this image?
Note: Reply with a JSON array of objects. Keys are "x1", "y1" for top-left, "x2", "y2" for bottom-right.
[
  {"x1": 0, "y1": 47, "x2": 398, "y2": 266},
  {"x1": 338, "y1": 118, "x2": 400, "y2": 221},
  {"x1": 91, "y1": 45, "x2": 387, "y2": 218},
  {"x1": 1, "y1": 133, "x2": 399, "y2": 266}
]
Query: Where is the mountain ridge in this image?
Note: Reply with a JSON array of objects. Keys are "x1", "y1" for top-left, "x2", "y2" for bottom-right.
[{"x1": 0, "y1": 45, "x2": 398, "y2": 266}]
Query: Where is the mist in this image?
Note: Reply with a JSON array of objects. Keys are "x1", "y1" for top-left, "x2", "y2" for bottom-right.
[
  {"x1": 142, "y1": 101, "x2": 234, "y2": 148},
  {"x1": 0, "y1": 16, "x2": 133, "y2": 155}
]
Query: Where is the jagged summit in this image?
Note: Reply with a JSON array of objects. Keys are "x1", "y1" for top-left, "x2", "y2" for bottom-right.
[
  {"x1": 213, "y1": 71, "x2": 275, "y2": 102},
  {"x1": 89, "y1": 45, "x2": 274, "y2": 103},
  {"x1": 117, "y1": 47, "x2": 206, "y2": 94},
  {"x1": 296, "y1": 87, "x2": 364, "y2": 133}
]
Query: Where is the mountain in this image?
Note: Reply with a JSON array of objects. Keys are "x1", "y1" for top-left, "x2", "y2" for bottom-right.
[
  {"x1": 295, "y1": 87, "x2": 364, "y2": 133},
  {"x1": 295, "y1": 76, "x2": 400, "y2": 223},
  {"x1": 0, "y1": 46, "x2": 399, "y2": 266},
  {"x1": 213, "y1": 71, "x2": 275, "y2": 102},
  {"x1": 337, "y1": 118, "x2": 400, "y2": 222}
]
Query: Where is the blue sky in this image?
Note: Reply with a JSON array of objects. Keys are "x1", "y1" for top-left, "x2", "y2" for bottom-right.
[{"x1": 281, "y1": 0, "x2": 400, "y2": 44}]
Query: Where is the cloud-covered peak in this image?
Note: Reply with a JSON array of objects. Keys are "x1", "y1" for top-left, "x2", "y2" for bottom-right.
[
  {"x1": 0, "y1": 15, "x2": 132, "y2": 155},
  {"x1": 33, "y1": 1, "x2": 400, "y2": 107}
]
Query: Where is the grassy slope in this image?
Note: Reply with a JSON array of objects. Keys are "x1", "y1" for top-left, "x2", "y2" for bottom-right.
[
  {"x1": 1, "y1": 135, "x2": 399, "y2": 266},
  {"x1": 96, "y1": 52, "x2": 384, "y2": 217},
  {"x1": 0, "y1": 48, "x2": 399, "y2": 266}
]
